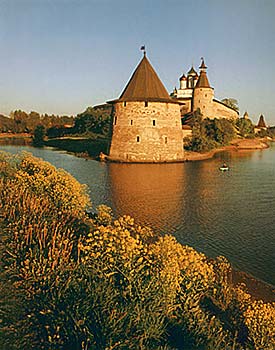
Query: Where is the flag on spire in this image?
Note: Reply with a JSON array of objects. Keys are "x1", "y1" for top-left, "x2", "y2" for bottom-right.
[{"x1": 140, "y1": 45, "x2": 146, "y2": 55}]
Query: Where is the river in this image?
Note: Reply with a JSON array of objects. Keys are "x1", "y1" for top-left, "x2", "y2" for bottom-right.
[{"x1": 1, "y1": 144, "x2": 275, "y2": 287}]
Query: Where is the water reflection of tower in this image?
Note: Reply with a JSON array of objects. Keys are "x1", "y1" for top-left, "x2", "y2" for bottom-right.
[{"x1": 107, "y1": 163, "x2": 185, "y2": 233}]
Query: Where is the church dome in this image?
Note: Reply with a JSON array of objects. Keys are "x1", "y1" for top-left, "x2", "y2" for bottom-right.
[
  {"x1": 179, "y1": 73, "x2": 186, "y2": 81},
  {"x1": 187, "y1": 66, "x2": 198, "y2": 76}
]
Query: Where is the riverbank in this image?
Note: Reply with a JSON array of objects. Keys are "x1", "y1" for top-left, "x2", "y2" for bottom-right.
[
  {"x1": 184, "y1": 137, "x2": 270, "y2": 161},
  {"x1": 45, "y1": 136, "x2": 110, "y2": 158},
  {"x1": 0, "y1": 132, "x2": 32, "y2": 145},
  {"x1": 48, "y1": 136, "x2": 270, "y2": 163},
  {"x1": 233, "y1": 269, "x2": 275, "y2": 303}
]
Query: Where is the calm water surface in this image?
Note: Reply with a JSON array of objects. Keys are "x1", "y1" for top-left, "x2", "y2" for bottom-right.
[{"x1": 1, "y1": 144, "x2": 275, "y2": 286}]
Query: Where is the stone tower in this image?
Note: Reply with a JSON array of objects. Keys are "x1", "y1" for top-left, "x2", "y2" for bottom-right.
[
  {"x1": 193, "y1": 58, "x2": 214, "y2": 118},
  {"x1": 108, "y1": 53, "x2": 184, "y2": 162}
]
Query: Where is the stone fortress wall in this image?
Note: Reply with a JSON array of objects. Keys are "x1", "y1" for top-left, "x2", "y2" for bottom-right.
[
  {"x1": 109, "y1": 101, "x2": 184, "y2": 162},
  {"x1": 212, "y1": 100, "x2": 239, "y2": 120}
]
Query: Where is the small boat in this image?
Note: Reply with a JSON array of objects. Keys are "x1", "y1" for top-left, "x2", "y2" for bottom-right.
[
  {"x1": 219, "y1": 164, "x2": 229, "y2": 171},
  {"x1": 219, "y1": 167, "x2": 229, "y2": 171}
]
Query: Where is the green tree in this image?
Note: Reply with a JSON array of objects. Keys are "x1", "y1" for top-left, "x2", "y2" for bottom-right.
[
  {"x1": 27, "y1": 111, "x2": 41, "y2": 132},
  {"x1": 32, "y1": 125, "x2": 45, "y2": 147},
  {"x1": 74, "y1": 106, "x2": 111, "y2": 136},
  {"x1": 10, "y1": 110, "x2": 29, "y2": 133},
  {"x1": 221, "y1": 98, "x2": 239, "y2": 112},
  {"x1": 213, "y1": 118, "x2": 236, "y2": 145},
  {"x1": 236, "y1": 118, "x2": 254, "y2": 137},
  {"x1": 184, "y1": 111, "x2": 235, "y2": 152}
]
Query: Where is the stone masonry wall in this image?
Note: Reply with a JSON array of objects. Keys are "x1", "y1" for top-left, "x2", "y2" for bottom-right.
[
  {"x1": 109, "y1": 101, "x2": 185, "y2": 162},
  {"x1": 193, "y1": 87, "x2": 214, "y2": 119},
  {"x1": 193, "y1": 88, "x2": 238, "y2": 120},
  {"x1": 213, "y1": 100, "x2": 239, "y2": 120}
]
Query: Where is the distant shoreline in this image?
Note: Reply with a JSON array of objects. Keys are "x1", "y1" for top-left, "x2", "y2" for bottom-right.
[
  {"x1": 184, "y1": 137, "x2": 270, "y2": 162},
  {"x1": 0, "y1": 133, "x2": 32, "y2": 145}
]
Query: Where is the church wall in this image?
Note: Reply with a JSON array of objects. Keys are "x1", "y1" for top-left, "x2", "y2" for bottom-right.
[
  {"x1": 176, "y1": 89, "x2": 193, "y2": 99},
  {"x1": 109, "y1": 101, "x2": 184, "y2": 162}
]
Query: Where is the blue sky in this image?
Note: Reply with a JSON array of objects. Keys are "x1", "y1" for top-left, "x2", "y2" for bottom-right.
[{"x1": 0, "y1": 0, "x2": 275, "y2": 124}]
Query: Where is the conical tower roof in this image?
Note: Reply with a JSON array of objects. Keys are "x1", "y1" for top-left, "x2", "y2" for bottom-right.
[
  {"x1": 195, "y1": 71, "x2": 211, "y2": 88},
  {"x1": 195, "y1": 58, "x2": 211, "y2": 88},
  {"x1": 117, "y1": 54, "x2": 174, "y2": 103},
  {"x1": 257, "y1": 114, "x2": 267, "y2": 128}
]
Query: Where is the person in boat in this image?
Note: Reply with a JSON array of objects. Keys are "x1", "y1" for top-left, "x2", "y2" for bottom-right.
[{"x1": 222, "y1": 162, "x2": 227, "y2": 168}]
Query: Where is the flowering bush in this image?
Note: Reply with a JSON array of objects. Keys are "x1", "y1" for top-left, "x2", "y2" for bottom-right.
[
  {"x1": 0, "y1": 151, "x2": 90, "y2": 215},
  {"x1": 0, "y1": 151, "x2": 274, "y2": 350}
]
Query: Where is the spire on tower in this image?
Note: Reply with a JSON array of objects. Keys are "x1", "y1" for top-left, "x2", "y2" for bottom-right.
[
  {"x1": 140, "y1": 45, "x2": 146, "y2": 56},
  {"x1": 195, "y1": 58, "x2": 211, "y2": 88},
  {"x1": 199, "y1": 57, "x2": 207, "y2": 70}
]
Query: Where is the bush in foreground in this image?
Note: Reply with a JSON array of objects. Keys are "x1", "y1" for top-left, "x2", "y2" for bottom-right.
[{"x1": 0, "y1": 152, "x2": 274, "y2": 350}]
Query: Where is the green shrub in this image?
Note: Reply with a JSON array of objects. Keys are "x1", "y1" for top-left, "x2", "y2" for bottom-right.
[{"x1": 184, "y1": 113, "x2": 236, "y2": 152}]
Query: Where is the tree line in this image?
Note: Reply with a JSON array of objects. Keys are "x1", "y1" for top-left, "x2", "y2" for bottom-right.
[
  {"x1": 0, "y1": 110, "x2": 74, "y2": 134},
  {"x1": 0, "y1": 105, "x2": 112, "y2": 139}
]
